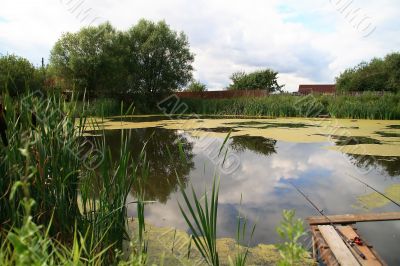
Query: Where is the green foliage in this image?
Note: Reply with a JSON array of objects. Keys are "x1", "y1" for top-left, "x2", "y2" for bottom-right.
[
  {"x1": 0, "y1": 54, "x2": 40, "y2": 96},
  {"x1": 327, "y1": 92, "x2": 400, "y2": 119},
  {"x1": 50, "y1": 19, "x2": 194, "y2": 101},
  {"x1": 50, "y1": 22, "x2": 118, "y2": 97},
  {"x1": 0, "y1": 196, "x2": 145, "y2": 265},
  {"x1": 122, "y1": 20, "x2": 194, "y2": 100},
  {"x1": 0, "y1": 146, "x2": 115, "y2": 265},
  {"x1": 336, "y1": 52, "x2": 400, "y2": 93},
  {"x1": 230, "y1": 195, "x2": 256, "y2": 266},
  {"x1": 0, "y1": 92, "x2": 147, "y2": 264},
  {"x1": 276, "y1": 210, "x2": 308, "y2": 266},
  {"x1": 181, "y1": 93, "x2": 400, "y2": 119},
  {"x1": 0, "y1": 93, "x2": 84, "y2": 234},
  {"x1": 186, "y1": 80, "x2": 207, "y2": 92},
  {"x1": 178, "y1": 176, "x2": 220, "y2": 266},
  {"x1": 228, "y1": 69, "x2": 283, "y2": 92},
  {"x1": 73, "y1": 98, "x2": 122, "y2": 117}
]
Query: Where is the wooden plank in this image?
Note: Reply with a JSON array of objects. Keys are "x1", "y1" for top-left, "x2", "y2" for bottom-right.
[
  {"x1": 311, "y1": 225, "x2": 339, "y2": 266},
  {"x1": 318, "y1": 225, "x2": 360, "y2": 266},
  {"x1": 338, "y1": 226, "x2": 385, "y2": 266},
  {"x1": 307, "y1": 212, "x2": 400, "y2": 225}
]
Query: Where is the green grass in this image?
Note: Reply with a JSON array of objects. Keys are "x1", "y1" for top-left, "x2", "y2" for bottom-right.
[
  {"x1": 0, "y1": 92, "x2": 146, "y2": 264},
  {"x1": 231, "y1": 195, "x2": 256, "y2": 266},
  {"x1": 178, "y1": 175, "x2": 220, "y2": 266},
  {"x1": 180, "y1": 92, "x2": 400, "y2": 119},
  {"x1": 71, "y1": 92, "x2": 400, "y2": 119},
  {"x1": 276, "y1": 210, "x2": 309, "y2": 266}
]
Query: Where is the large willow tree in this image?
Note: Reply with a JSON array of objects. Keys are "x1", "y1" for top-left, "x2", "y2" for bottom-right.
[{"x1": 50, "y1": 20, "x2": 194, "y2": 101}]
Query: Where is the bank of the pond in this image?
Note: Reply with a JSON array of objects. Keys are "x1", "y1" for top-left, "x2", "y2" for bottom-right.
[
  {"x1": 180, "y1": 94, "x2": 400, "y2": 120},
  {"x1": 76, "y1": 93, "x2": 400, "y2": 120},
  {"x1": 127, "y1": 218, "x2": 312, "y2": 266}
]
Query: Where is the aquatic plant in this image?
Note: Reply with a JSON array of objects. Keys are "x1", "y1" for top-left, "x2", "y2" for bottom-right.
[
  {"x1": 276, "y1": 210, "x2": 308, "y2": 266},
  {"x1": 230, "y1": 195, "x2": 256, "y2": 266},
  {"x1": 178, "y1": 175, "x2": 220, "y2": 266},
  {"x1": 0, "y1": 91, "x2": 146, "y2": 264},
  {"x1": 1, "y1": 145, "x2": 116, "y2": 265},
  {"x1": 181, "y1": 92, "x2": 400, "y2": 119}
]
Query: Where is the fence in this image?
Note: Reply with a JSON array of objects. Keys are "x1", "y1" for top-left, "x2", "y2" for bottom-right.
[{"x1": 175, "y1": 90, "x2": 269, "y2": 99}]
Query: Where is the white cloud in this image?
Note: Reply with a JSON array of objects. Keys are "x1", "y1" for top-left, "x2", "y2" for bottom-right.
[{"x1": 1, "y1": 0, "x2": 399, "y2": 90}]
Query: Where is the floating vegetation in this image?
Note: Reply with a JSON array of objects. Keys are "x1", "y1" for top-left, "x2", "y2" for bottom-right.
[
  {"x1": 375, "y1": 131, "x2": 400, "y2": 138},
  {"x1": 110, "y1": 115, "x2": 171, "y2": 122},
  {"x1": 127, "y1": 219, "x2": 283, "y2": 265},
  {"x1": 316, "y1": 134, "x2": 382, "y2": 146},
  {"x1": 355, "y1": 184, "x2": 400, "y2": 209},
  {"x1": 387, "y1": 125, "x2": 400, "y2": 129},
  {"x1": 225, "y1": 121, "x2": 313, "y2": 129},
  {"x1": 88, "y1": 116, "x2": 400, "y2": 157},
  {"x1": 337, "y1": 136, "x2": 381, "y2": 146},
  {"x1": 196, "y1": 127, "x2": 239, "y2": 133}
]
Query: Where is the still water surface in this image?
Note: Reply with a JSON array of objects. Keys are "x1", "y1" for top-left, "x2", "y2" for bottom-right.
[{"x1": 94, "y1": 116, "x2": 400, "y2": 265}]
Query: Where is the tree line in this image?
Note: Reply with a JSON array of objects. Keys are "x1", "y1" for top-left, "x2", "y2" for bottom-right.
[
  {"x1": 336, "y1": 53, "x2": 400, "y2": 93},
  {"x1": 0, "y1": 19, "x2": 399, "y2": 100}
]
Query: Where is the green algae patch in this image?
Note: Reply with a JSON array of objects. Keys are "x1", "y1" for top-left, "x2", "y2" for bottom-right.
[
  {"x1": 375, "y1": 131, "x2": 400, "y2": 138},
  {"x1": 86, "y1": 116, "x2": 400, "y2": 157},
  {"x1": 126, "y1": 219, "x2": 312, "y2": 266},
  {"x1": 327, "y1": 144, "x2": 400, "y2": 157},
  {"x1": 354, "y1": 184, "x2": 400, "y2": 209},
  {"x1": 387, "y1": 125, "x2": 400, "y2": 129},
  {"x1": 197, "y1": 127, "x2": 239, "y2": 133},
  {"x1": 315, "y1": 134, "x2": 382, "y2": 146}
]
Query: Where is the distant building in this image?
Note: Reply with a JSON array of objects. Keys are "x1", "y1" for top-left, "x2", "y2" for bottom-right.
[{"x1": 298, "y1": 84, "x2": 336, "y2": 95}]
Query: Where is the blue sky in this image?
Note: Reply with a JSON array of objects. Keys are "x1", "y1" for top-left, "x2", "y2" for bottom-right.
[{"x1": 1, "y1": 0, "x2": 399, "y2": 91}]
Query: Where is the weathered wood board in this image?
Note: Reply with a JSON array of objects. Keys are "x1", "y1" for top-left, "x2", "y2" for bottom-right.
[
  {"x1": 308, "y1": 212, "x2": 400, "y2": 225},
  {"x1": 318, "y1": 225, "x2": 359, "y2": 266},
  {"x1": 338, "y1": 226, "x2": 385, "y2": 266}
]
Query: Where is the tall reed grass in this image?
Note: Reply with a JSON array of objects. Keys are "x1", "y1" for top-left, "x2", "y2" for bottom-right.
[
  {"x1": 181, "y1": 93, "x2": 400, "y2": 119},
  {"x1": 0, "y1": 92, "x2": 145, "y2": 264}
]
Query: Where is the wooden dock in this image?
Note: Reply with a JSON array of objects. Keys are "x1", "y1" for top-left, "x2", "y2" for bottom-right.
[{"x1": 307, "y1": 212, "x2": 400, "y2": 266}]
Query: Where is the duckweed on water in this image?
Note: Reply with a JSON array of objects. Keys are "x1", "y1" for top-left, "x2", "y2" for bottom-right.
[
  {"x1": 354, "y1": 184, "x2": 400, "y2": 209},
  {"x1": 86, "y1": 116, "x2": 400, "y2": 157}
]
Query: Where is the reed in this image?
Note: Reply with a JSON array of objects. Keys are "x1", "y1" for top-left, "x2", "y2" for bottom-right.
[
  {"x1": 178, "y1": 176, "x2": 220, "y2": 266},
  {"x1": 181, "y1": 92, "x2": 400, "y2": 119},
  {"x1": 0, "y1": 91, "x2": 144, "y2": 263},
  {"x1": 231, "y1": 195, "x2": 256, "y2": 266}
]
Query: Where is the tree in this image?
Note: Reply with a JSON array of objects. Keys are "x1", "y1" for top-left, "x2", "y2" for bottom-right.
[
  {"x1": 336, "y1": 52, "x2": 400, "y2": 93},
  {"x1": 228, "y1": 69, "x2": 283, "y2": 92},
  {"x1": 0, "y1": 54, "x2": 37, "y2": 96},
  {"x1": 385, "y1": 53, "x2": 400, "y2": 92},
  {"x1": 50, "y1": 22, "x2": 118, "y2": 97},
  {"x1": 122, "y1": 19, "x2": 194, "y2": 102},
  {"x1": 50, "y1": 20, "x2": 194, "y2": 102},
  {"x1": 185, "y1": 80, "x2": 207, "y2": 92}
]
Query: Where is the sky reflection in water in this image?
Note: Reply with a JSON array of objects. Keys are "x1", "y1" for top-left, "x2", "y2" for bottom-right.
[{"x1": 101, "y1": 127, "x2": 399, "y2": 265}]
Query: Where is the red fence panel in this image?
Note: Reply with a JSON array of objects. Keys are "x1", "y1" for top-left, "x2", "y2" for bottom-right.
[{"x1": 174, "y1": 90, "x2": 269, "y2": 99}]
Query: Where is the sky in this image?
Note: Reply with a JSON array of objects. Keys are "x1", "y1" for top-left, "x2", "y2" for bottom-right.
[{"x1": 0, "y1": 0, "x2": 399, "y2": 91}]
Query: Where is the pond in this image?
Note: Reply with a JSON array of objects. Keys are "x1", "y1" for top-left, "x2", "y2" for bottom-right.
[{"x1": 87, "y1": 116, "x2": 400, "y2": 265}]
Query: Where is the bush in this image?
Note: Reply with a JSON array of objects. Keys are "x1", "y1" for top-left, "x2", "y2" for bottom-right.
[
  {"x1": 228, "y1": 69, "x2": 283, "y2": 92},
  {"x1": 336, "y1": 52, "x2": 400, "y2": 93},
  {"x1": 185, "y1": 80, "x2": 207, "y2": 92},
  {"x1": 276, "y1": 210, "x2": 308, "y2": 266},
  {"x1": 0, "y1": 54, "x2": 38, "y2": 96}
]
